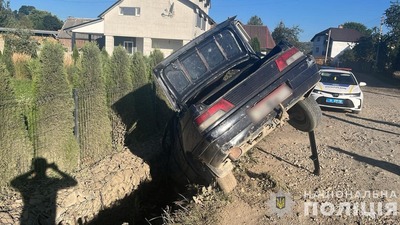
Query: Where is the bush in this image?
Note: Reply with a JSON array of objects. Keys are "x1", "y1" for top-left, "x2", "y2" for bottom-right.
[
  {"x1": 108, "y1": 46, "x2": 134, "y2": 150},
  {"x1": 34, "y1": 41, "x2": 79, "y2": 172},
  {"x1": 0, "y1": 63, "x2": 33, "y2": 187},
  {"x1": 76, "y1": 42, "x2": 112, "y2": 164}
]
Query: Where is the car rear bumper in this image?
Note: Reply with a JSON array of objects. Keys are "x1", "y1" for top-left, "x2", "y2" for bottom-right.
[{"x1": 190, "y1": 59, "x2": 320, "y2": 177}]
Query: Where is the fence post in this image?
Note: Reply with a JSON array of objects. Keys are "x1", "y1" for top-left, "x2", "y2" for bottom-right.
[{"x1": 73, "y1": 89, "x2": 79, "y2": 143}]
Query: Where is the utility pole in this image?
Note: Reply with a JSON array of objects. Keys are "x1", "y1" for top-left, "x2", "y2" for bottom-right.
[
  {"x1": 375, "y1": 16, "x2": 384, "y2": 69},
  {"x1": 324, "y1": 29, "x2": 331, "y2": 65}
]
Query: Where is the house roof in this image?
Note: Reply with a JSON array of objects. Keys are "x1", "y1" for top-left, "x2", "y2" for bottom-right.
[
  {"x1": 311, "y1": 28, "x2": 363, "y2": 42},
  {"x1": 243, "y1": 25, "x2": 276, "y2": 50},
  {"x1": 0, "y1": 27, "x2": 57, "y2": 37},
  {"x1": 58, "y1": 17, "x2": 98, "y2": 39}
]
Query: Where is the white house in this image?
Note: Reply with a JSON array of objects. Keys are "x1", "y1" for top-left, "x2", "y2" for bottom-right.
[
  {"x1": 64, "y1": 0, "x2": 214, "y2": 56},
  {"x1": 311, "y1": 27, "x2": 363, "y2": 64}
]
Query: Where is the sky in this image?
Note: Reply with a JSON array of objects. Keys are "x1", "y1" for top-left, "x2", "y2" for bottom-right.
[{"x1": 9, "y1": 0, "x2": 392, "y2": 42}]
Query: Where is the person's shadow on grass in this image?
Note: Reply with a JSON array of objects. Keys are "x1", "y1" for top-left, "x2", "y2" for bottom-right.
[{"x1": 11, "y1": 158, "x2": 77, "y2": 225}]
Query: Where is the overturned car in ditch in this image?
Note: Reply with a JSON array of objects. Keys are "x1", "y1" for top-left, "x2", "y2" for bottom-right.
[{"x1": 153, "y1": 17, "x2": 322, "y2": 192}]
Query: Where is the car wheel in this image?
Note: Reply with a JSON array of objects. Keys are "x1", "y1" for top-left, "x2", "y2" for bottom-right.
[
  {"x1": 165, "y1": 118, "x2": 214, "y2": 187},
  {"x1": 288, "y1": 96, "x2": 322, "y2": 132}
]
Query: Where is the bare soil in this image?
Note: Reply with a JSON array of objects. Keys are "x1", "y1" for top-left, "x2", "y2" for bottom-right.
[{"x1": 166, "y1": 72, "x2": 400, "y2": 225}]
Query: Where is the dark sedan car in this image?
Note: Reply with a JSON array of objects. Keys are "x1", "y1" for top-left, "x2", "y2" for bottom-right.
[{"x1": 153, "y1": 17, "x2": 321, "y2": 192}]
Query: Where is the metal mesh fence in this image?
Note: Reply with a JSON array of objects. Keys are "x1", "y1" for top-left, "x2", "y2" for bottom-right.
[{"x1": 0, "y1": 88, "x2": 128, "y2": 187}]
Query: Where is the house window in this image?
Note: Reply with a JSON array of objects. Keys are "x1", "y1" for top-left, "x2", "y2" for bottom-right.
[
  {"x1": 196, "y1": 14, "x2": 206, "y2": 31},
  {"x1": 317, "y1": 36, "x2": 320, "y2": 42},
  {"x1": 124, "y1": 41, "x2": 136, "y2": 54},
  {"x1": 315, "y1": 47, "x2": 319, "y2": 53},
  {"x1": 120, "y1": 7, "x2": 140, "y2": 16}
]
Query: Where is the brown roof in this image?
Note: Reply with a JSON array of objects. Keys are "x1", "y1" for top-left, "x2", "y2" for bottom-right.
[
  {"x1": 311, "y1": 28, "x2": 363, "y2": 42},
  {"x1": 58, "y1": 17, "x2": 97, "y2": 40},
  {"x1": 243, "y1": 25, "x2": 276, "y2": 50}
]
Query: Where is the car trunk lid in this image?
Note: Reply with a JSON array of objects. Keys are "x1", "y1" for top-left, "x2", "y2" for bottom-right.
[{"x1": 153, "y1": 17, "x2": 257, "y2": 111}]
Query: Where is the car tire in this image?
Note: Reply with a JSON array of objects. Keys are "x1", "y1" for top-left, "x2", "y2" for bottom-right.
[
  {"x1": 165, "y1": 117, "x2": 214, "y2": 188},
  {"x1": 288, "y1": 96, "x2": 322, "y2": 132}
]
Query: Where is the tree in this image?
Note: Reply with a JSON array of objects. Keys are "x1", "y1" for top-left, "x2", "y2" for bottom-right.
[
  {"x1": 247, "y1": 15, "x2": 263, "y2": 25},
  {"x1": 272, "y1": 21, "x2": 303, "y2": 46},
  {"x1": 77, "y1": 42, "x2": 112, "y2": 163},
  {"x1": 250, "y1": 37, "x2": 261, "y2": 52},
  {"x1": 131, "y1": 52, "x2": 149, "y2": 88},
  {"x1": 0, "y1": 62, "x2": 32, "y2": 186},
  {"x1": 342, "y1": 22, "x2": 372, "y2": 36},
  {"x1": 18, "y1": 5, "x2": 35, "y2": 16},
  {"x1": 108, "y1": 46, "x2": 133, "y2": 150},
  {"x1": 28, "y1": 9, "x2": 63, "y2": 30},
  {"x1": 35, "y1": 41, "x2": 79, "y2": 171},
  {"x1": 43, "y1": 14, "x2": 63, "y2": 30},
  {"x1": 385, "y1": 1, "x2": 400, "y2": 70},
  {"x1": 0, "y1": 0, "x2": 16, "y2": 27}
]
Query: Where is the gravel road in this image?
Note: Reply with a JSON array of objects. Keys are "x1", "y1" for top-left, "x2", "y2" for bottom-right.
[{"x1": 210, "y1": 72, "x2": 400, "y2": 225}]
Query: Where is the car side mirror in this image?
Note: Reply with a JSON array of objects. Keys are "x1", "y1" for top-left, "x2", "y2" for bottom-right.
[{"x1": 359, "y1": 82, "x2": 367, "y2": 87}]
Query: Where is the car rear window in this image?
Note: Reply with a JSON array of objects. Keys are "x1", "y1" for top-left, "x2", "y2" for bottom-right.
[
  {"x1": 164, "y1": 30, "x2": 243, "y2": 94},
  {"x1": 165, "y1": 63, "x2": 190, "y2": 93}
]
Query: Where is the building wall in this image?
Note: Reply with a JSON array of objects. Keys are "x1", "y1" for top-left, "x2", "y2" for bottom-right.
[
  {"x1": 330, "y1": 41, "x2": 355, "y2": 60},
  {"x1": 312, "y1": 35, "x2": 327, "y2": 57},
  {"x1": 101, "y1": 0, "x2": 210, "y2": 56}
]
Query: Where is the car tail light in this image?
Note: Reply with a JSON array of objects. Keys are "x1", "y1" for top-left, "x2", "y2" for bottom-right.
[
  {"x1": 195, "y1": 99, "x2": 234, "y2": 131},
  {"x1": 275, "y1": 47, "x2": 304, "y2": 72}
]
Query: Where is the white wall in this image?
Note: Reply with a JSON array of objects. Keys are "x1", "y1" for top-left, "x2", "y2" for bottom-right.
[
  {"x1": 103, "y1": 0, "x2": 209, "y2": 41},
  {"x1": 330, "y1": 41, "x2": 355, "y2": 60}
]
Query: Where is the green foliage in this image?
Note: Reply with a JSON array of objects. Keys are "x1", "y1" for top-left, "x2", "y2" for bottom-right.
[
  {"x1": 342, "y1": 22, "x2": 372, "y2": 36},
  {"x1": 72, "y1": 46, "x2": 79, "y2": 65},
  {"x1": 0, "y1": 63, "x2": 32, "y2": 187},
  {"x1": 250, "y1": 37, "x2": 261, "y2": 52},
  {"x1": 247, "y1": 15, "x2": 263, "y2": 25},
  {"x1": 1, "y1": 4, "x2": 62, "y2": 30},
  {"x1": 109, "y1": 46, "x2": 134, "y2": 149},
  {"x1": 385, "y1": 2, "x2": 400, "y2": 44},
  {"x1": 27, "y1": 8, "x2": 63, "y2": 30},
  {"x1": 0, "y1": 0, "x2": 17, "y2": 27},
  {"x1": 13, "y1": 57, "x2": 31, "y2": 80},
  {"x1": 272, "y1": 21, "x2": 303, "y2": 47},
  {"x1": 148, "y1": 49, "x2": 164, "y2": 71},
  {"x1": 34, "y1": 41, "x2": 79, "y2": 171},
  {"x1": 4, "y1": 29, "x2": 38, "y2": 57},
  {"x1": 109, "y1": 46, "x2": 133, "y2": 96},
  {"x1": 2, "y1": 43, "x2": 14, "y2": 76},
  {"x1": 0, "y1": 63, "x2": 14, "y2": 99},
  {"x1": 17, "y1": 5, "x2": 35, "y2": 16},
  {"x1": 77, "y1": 42, "x2": 112, "y2": 164},
  {"x1": 131, "y1": 52, "x2": 149, "y2": 88}
]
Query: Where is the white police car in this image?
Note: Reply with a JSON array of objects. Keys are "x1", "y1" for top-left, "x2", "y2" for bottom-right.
[{"x1": 311, "y1": 68, "x2": 366, "y2": 114}]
